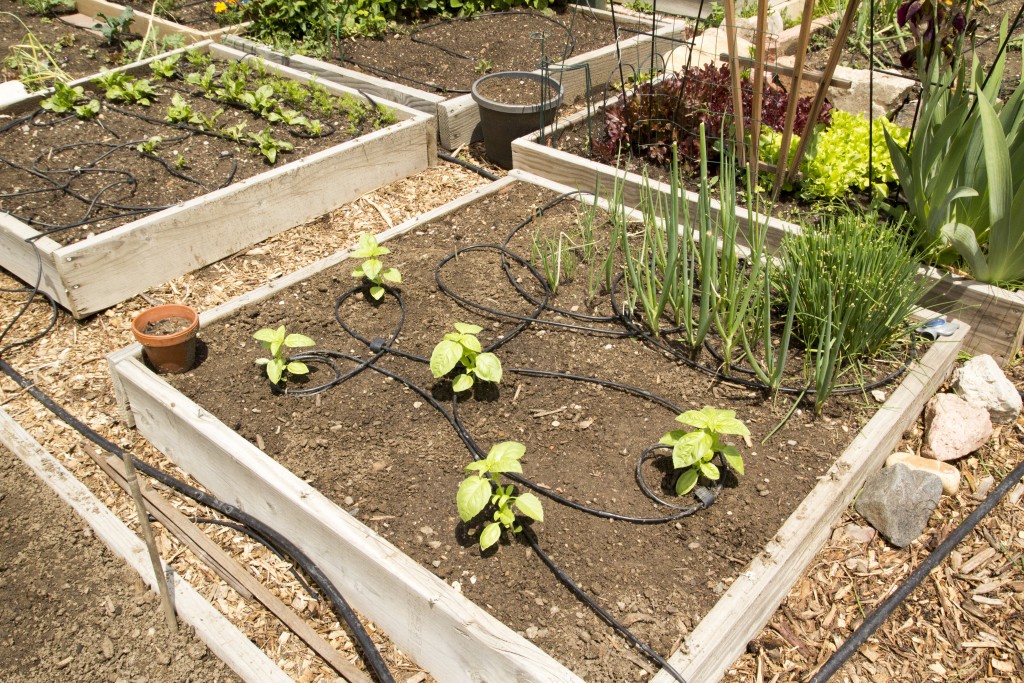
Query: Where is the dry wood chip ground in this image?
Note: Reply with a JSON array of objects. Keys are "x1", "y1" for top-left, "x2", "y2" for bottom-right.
[{"x1": 1, "y1": 146, "x2": 1023, "y2": 683}]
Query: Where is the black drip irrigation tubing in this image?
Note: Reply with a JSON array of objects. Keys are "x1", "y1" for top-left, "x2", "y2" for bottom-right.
[{"x1": 808, "y1": 456, "x2": 1024, "y2": 683}]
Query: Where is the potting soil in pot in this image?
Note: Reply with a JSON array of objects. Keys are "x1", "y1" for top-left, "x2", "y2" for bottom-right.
[{"x1": 169, "y1": 182, "x2": 891, "y2": 681}]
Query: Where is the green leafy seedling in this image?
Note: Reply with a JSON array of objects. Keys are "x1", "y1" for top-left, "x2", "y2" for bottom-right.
[
  {"x1": 149, "y1": 54, "x2": 180, "y2": 79},
  {"x1": 456, "y1": 441, "x2": 544, "y2": 551},
  {"x1": 164, "y1": 93, "x2": 194, "y2": 123},
  {"x1": 350, "y1": 232, "x2": 400, "y2": 300},
  {"x1": 430, "y1": 323, "x2": 502, "y2": 393},
  {"x1": 136, "y1": 135, "x2": 162, "y2": 154},
  {"x1": 247, "y1": 127, "x2": 293, "y2": 164},
  {"x1": 253, "y1": 325, "x2": 315, "y2": 385},
  {"x1": 659, "y1": 406, "x2": 749, "y2": 496},
  {"x1": 40, "y1": 81, "x2": 83, "y2": 113}
]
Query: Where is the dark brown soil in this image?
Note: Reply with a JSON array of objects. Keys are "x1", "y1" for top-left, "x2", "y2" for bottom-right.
[
  {"x1": 337, "y1": 9, "x2": 647, "y2": 98},
  {"x1": 0, "y1": 0, "x2": 133, "y2": 89},
  {"x1": 0, "y1": 53, "x2": 396, "y2": 246},
  {"x1": 474, "y1": 72, "x2": 560, "y2": 106},
  {"x1": 142, "y1": 315, "x2": 191, "y2": 335},
  {"x1": 167, "y1": 181, "x2": 893, "y2": 681},
  {"x1": 121, "y1": 0, "x2": 226, "y2": 33},
  {"x1": 0, "y1": 446, "x2": 237, "y2": 683}
]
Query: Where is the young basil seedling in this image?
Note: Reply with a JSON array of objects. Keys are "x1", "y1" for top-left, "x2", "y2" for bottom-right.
[
  {"x1": 457, "y1": 441, "x2": 544, "y2": 551},
  {"x1": 430, "y1": 323, "x2": 502, "y2": 393},
  {"x1": 659, "y1": 406, "x2": 748, "y2": 495},
  {"x1": 350, "y1": 232, "x2": 400, "y2": 300},
  {"x1": 253, "y1": 325, "x2": 315, "y2": 385}
]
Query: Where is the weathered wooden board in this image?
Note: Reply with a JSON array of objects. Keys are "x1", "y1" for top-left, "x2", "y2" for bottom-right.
[
  {"x1": 224, "y1": 8, "x2": 688, "y2": 149},
  {"x1": 109, "y1": 169, "x2": 965, "y2": 682},
  {"x1": 77, "y1": 0, "x2": 247, "y2": 44},
  {"x1": 0, "y1": 408, "x2": 293, "y2": 683},
  {"x1": 512, "y1": 107, "x2": 1024, "y2": 364},
  {"x1": 0, "y1": 41, "x2": 436, "y2": 319}
]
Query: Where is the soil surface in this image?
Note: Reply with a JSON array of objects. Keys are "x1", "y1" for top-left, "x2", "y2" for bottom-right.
[
  {"x1": 0, "y1": 0, "x2": 139, "y2": 90},
  {"x1": 0, "y1": 52, "x2": 396, "y2": 245},
  {"x1": 0, "y1": 446, "x2": 238, "y2": 683},
  {"x1": 474, "y1": 72, "x2": 561, "y2": 106},
  {"x1": 168, "y1": 181, "x2": 900, "y2": 681},
  {"x1": 142, "y1": 315, "x2": 192, "y2": 335},
  {"x1": 121, "y1": 0, "x2": 226, "y2": 33},
  {"x1": 337, "y1": 8, "x2": 649, "y2": 97}
]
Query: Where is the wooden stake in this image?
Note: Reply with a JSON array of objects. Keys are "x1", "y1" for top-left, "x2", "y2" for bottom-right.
[
  {"x1": 748, "y1": 0, "x2": 771, "y2": 172},
  {"x1": 119, "y1": 448, "x2": 178, "y2": 634},
  {"x1": 786, "y1": 0, "x2": 863, "y2": 182},
  {"x1": 722, "y1": 0, "x2": 747, "y2": 167},
  {"x1": 770, "y1": 0, "x2": 817, "y2": 201}
]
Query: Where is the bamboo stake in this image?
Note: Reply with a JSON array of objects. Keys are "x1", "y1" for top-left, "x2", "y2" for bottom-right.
[
  {"x1": 120, "y1": 448, "x2": 178, "y2": 633},
  {"x1": 722, "y1": 0, "x2": 747, "y2": 167},
  {"x1": 748, "y1": 0, "x2": 770, "y2": 172},
  {"x1": 786, "y1": 0, "x2": 863, "y2": 182},
  {"x1": 770, "y1": 0, "x2": 817, "y2": 200}
]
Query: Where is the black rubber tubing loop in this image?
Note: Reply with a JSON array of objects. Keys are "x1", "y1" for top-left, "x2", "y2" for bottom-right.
[
  {"x1": 0, "y1": 357, "x2": 396, "y2": 683},
  {"x1": 809, "y1": 455, "x2": 1024, "y2": 683}
]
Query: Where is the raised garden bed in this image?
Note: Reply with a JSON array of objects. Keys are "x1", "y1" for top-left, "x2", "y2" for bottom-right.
[
  {"x1": 511, "y1": 102, "x2": 1024, "y2": 364},
  {"x1": 0, "y1": 41, "x2": 435, "y2": 318},
  {"x1": 80, "y1": 0, "x2": 244, "y2": 44},
  {"x1": 108, "y1": 170, "x2": 964, "y2": 682},
  {"x1": 223, "y1": 7, "x2": 685, "y2": 150}
]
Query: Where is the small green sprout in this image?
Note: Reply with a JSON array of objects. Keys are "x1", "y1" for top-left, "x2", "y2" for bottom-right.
[
  {"x1": 185, "y1": 64, "x2": 217, "y2": 94},
  {"x1": 659, "y1": 407, "x2": 749, "y2": 495},
  {"x1": 149, "y1": 54, "x2": 180, "y2": 79},
  {"x1": 165, "y1": 93, "x2": 194, "y2": 123},
  {"x1": 221, "y1": 122, "x2": 248, "y2": 141},
  {"x1": 173, "y1": 153, "x2": 189, "y2": 169},
  {"x1": 104, "y1": 76, "x2": 157, "y2": 106},
  {"x1": 241, "y1": 84, "x2": 277, "y2": 117},
  {"x1": 350, "y1": 232, "x2": 400, "y2": 300},
  {"x1": 429, "y1": 323, "x2": 502, "y2": 393},
  {"x1": 253, "y1": 325, "x2": 316, "y2": 385},
  {"x1": 40, "y1": 81, "x2": 83, "y2": 113},
  {"x1": 457, "y1": 441, "x2": 544, "y2": 551},
  {"x1": 247, "y1": 127, "x2": 293, "y2": 164},
  {"x1": 474, "y1": 58, "x2": 494, "y2": 74},
  {"x1": 136, "y1": 135, "x2": 162, "y2": 154},
  {"x1": 267, "y1": 108, "x2": 309, "y2": 128}
]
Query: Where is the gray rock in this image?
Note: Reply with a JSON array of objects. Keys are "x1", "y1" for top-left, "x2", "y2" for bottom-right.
[
  {"x1": 922, "y1": 393, "x2": 993, "y2": 461},
  {"x1": 855, "y1": 464, "x2": 942, "y2": 548},
  {"x1": 772, "y1": 60, "x2": 916, "y2": 119},
  {"x1": 954, "y1": 354, "x2": 1023, "y2": 424}
]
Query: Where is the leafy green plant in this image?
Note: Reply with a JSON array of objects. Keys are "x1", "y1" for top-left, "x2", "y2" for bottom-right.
[
  {"x1": 40, "y1": 81, "x2": 83, "y2": 113},
  {"x1": 185, "y1": 49, "x2": 213, "y2": 69},
  {"x1": 97, "y1": 9, "x2": 135, "y2": 47},
  {"x1": 94, "y1": 69, "x2": 130, "y2": 91},
  {"x1": 429, "y1": 323, "x2": 502, "y2": 393},
  {"x1": 149, "y1": 54, "x2": 180, "y2": 79},
  {"x1": 74, "y1": 98, "x2": 100, "y2": 119},
  {"x1": 247, "y1": 126, "x2": 293, "y2": 163},
  {"x1": 624, "y1": 0, "x2": 653, "y2": 13},
  {"x1": 885, "y1": 17, "x2": 1024, "y2": 285},
  {"x1": 189, "y1": 107, "x2": 224, "y2": 130},
  {"x1": 242, "y1": 84, "x2": 278, "y2": 116},
  {"x1": 185, "y1": 64, "x2": 218, "y2": 94},
  {"x1": 474, "y1": 58, "x2": 494, "y2": 74},
  {"x1": 173, "y1": 153, "x2": 189, "y2": 169},
  {"x1": 267, "y1": 108, "x2": 309, "y2": 128},
  {"x1": 706, "y1": 2, "x2": 725, "y2": 27},
  {"x1": 350, "y1": 232, "x2": 401, "y2": 300},
  {"x1": 103, "y1": 76, "x2": 157, "y2": 106},
  {"x1": 531, "y1": 230, "x2": 576, "y2": 295},
  {"x1": 214, "y1": 72, "x2": 247, "y2": 104},
  {"x1": 136, "y1": 135, "x2": 163, "y2": 154},
  {"x1": 221, "y1": 121, "x2": 248, "y2": 141},
  {"x1": 164, "y1": 93, "x2": 194, "y2": 123},
  {"x1": 253, "y1": 325, "x2": 315, "y2": 385},
  {"x1": 3, "y1": 28, "x2": 71, "y2": 91},
  {"x1": 659, "y1": 407, "x2": 748, "y2": 495},
  {"x1": 456, "y1": 441, "x2": 543, "y2": 551}
]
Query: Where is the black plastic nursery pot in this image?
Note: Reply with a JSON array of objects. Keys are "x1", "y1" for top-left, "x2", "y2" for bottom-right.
[{"x1": 471, "y1": 71, "x2": 564, "y2": 169}]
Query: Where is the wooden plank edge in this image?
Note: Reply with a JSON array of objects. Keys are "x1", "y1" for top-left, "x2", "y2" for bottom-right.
[
  {"x1": 653, "y1": 320, "x2": 968, "y2": 683},
  {"x1": 0, "y1": 407, "x2": 293, "y2": 683},
  {"x1": 112, "y1": 358, "x2": 582, "y2": 683}
]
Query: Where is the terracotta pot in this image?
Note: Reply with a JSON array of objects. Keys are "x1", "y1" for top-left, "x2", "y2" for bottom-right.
[{"x1": 131, "y1": 304, "x2": 199, "y2": 374}]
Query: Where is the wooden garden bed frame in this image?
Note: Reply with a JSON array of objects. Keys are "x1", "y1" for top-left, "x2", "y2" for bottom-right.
[
  {"x1": 77, "y1": 0, "x2": 246, "y2": 44},
  {"x1": 511, "y1": 105, "x2": 1024, "y2": 364},
  {"x1": 0, "y1": 41, "x2": 436, "y2": 319},
  {"x1": 222, "y1": 7, "x2": 686, "y2": 150},
  {"x1": 108, "y1": 169, "x2": 965, "y2": 683}
]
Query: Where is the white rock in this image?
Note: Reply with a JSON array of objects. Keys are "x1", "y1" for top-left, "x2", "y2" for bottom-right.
[
  {"x1": 922, "y1": 393, "x2": 993, "y2": 462},
  {"x1": 775, "y1": 59, "x2": 915, "y2": 119},
  {"x1": 954, "y1": 354, "x2": 1022, "y2": 424},
  {"x1": 735, "y1": 12, "x2": 783, "y2": 38},
  {"x1": 886, "y1": 450, "x2": 960, "y2": 494}
]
